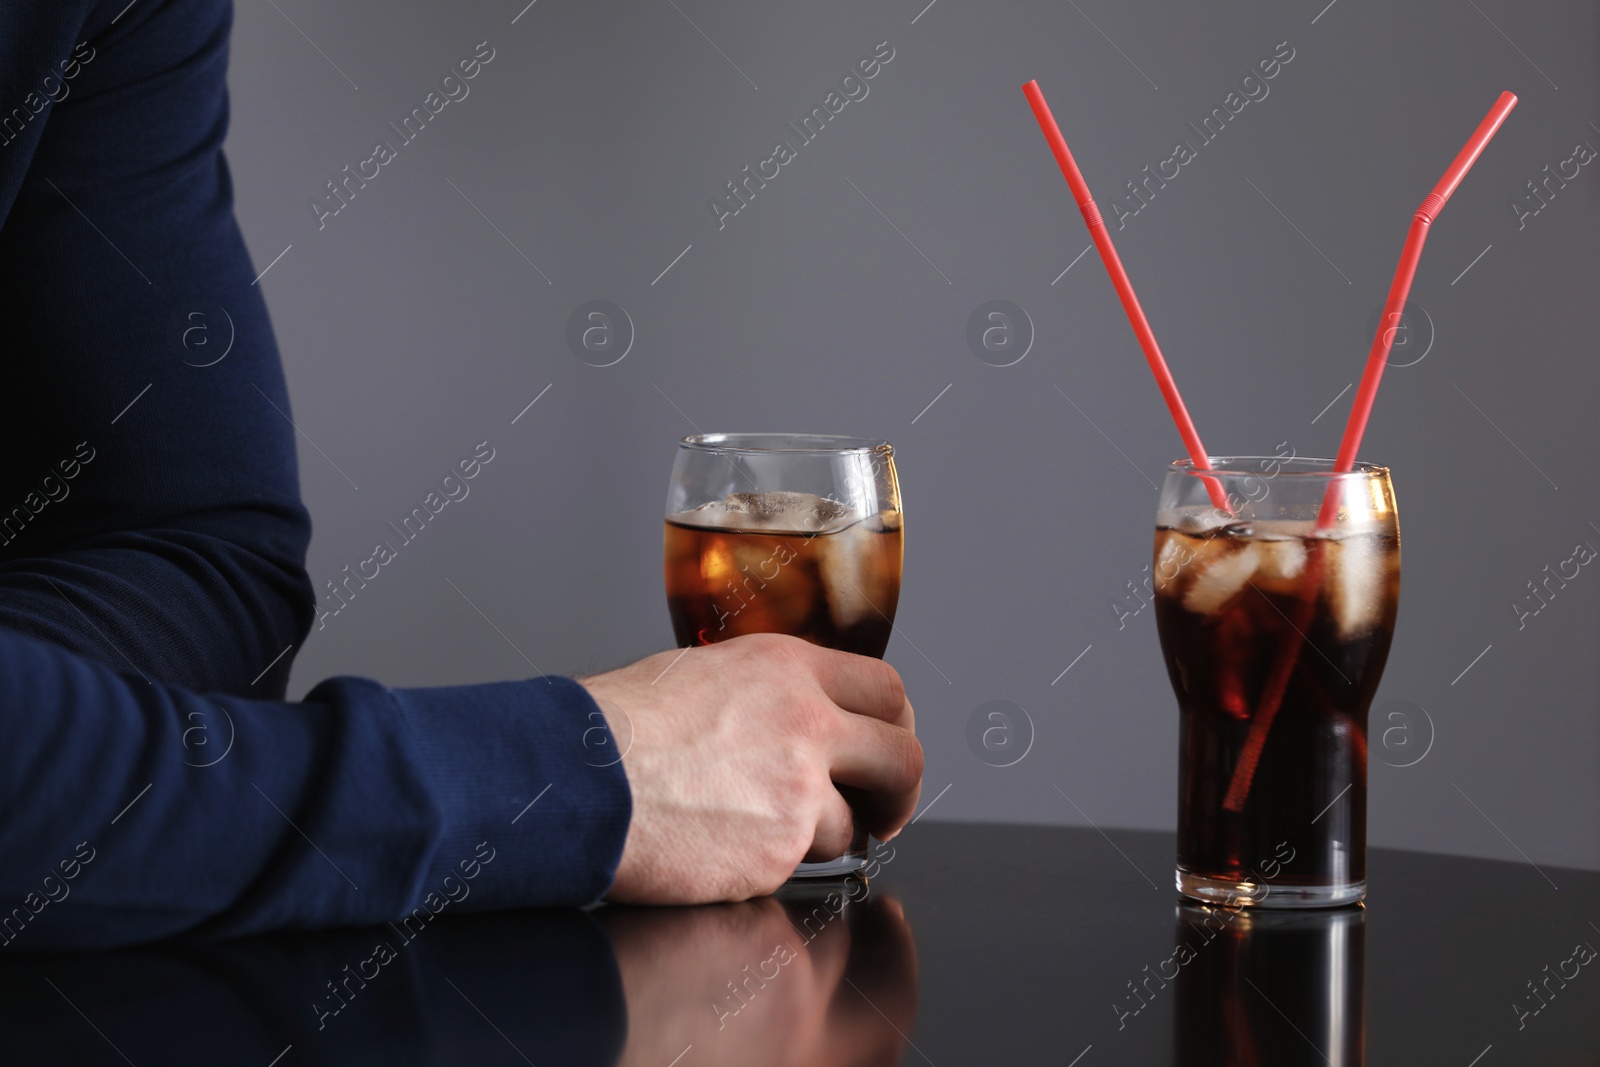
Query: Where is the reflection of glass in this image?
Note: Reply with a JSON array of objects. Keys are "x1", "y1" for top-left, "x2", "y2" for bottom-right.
[
  {"x1": 664, "y1": 433, "x2": 904, "y2": 877},
  {"x1": 602, "y1": 886, "x2": 918, "y2": 1067},
  {"x1": 1174, "y1": 902, "x2": 1366, "y2": 1066}
]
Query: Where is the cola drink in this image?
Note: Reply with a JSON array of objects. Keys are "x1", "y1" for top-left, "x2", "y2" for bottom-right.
[
  {"x1": 664, "y1": 491, "x2": 903, "y2": 658},
  {"x1": 1154, "y1": 515, "x2": 1399, "y2": 907}
]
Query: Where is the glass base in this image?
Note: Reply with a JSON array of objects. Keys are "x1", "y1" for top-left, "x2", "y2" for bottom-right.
[
  {"x1": 790, "y1": 831, "x2": 870, "y2": 880},
  {"x1": 789, "y1": 852, "x2": 868, "y2": 879},
  {"x1": 1176, "y1": 869, "x2": 1365, "y2": 909}
]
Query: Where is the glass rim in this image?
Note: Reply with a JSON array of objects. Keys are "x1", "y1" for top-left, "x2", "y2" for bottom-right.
[
  {"x1": 1168, "y1": 456, "x2": 1389, "y2": 479},
  {"x1": 679, "y1": 433, "x2": 893, "y2": 456}
]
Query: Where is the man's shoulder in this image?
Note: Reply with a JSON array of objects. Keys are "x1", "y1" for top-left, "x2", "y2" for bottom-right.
[{"x1": 0, "y1": 0, "x2": 231, "y2": 221}]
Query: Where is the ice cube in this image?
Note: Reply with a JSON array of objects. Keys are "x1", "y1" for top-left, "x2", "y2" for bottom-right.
[
  {"x1": 1153, "y1": 529, "x2": 1191, "y2": 593},
  {"x1": 813, "y1": 518, "x2": 891, "y2": 628},
  {"x1": 1181, "y1": 510, "x2": 1230, "y2": 532},
  {"x1": 693, "y1": 527, "x2": 816, "y2": 634},
  {"x1": 1246, "y1": 536, "x2": 1308, "y2": 596},
  {"x1": 719, "y1": 491, "x2": 853, "y2": 533},
  {"x1": 1256, "y1": 538, "x2": 1307, "y2": 581},
  {"x1": 1183, "y1": 543, "x2": 1261, "y2": 616},
  {"x1": 808, "y1": 496, "x2": 860, "y2": 534},
  {"x1": 1252, "y1": 519, "x2": 1315, "y2": 540},
  {"x1": 1328, "y1": 535, "x2": 1383, "y2": 638},
  {"x1": 1170, "y1": 527, "x2": 1237, "y2": 596},
  {"x1": 1160, "y1": 505, "x2": 1232, "y2": 535}
]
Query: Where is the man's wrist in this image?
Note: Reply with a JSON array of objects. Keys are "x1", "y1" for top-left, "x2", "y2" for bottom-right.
[{"x1": 385, "y1": 675, "x2": 633, "y2": 910}]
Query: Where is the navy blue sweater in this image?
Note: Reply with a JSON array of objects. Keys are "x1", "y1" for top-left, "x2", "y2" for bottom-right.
[{"x1": 0, "y1": 0, "x2": 630, "y2": 949}]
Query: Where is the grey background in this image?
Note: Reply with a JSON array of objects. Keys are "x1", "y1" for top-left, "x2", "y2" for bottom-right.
[{"x1": 222, "y1": 0, "x2": 1599, "y2": 870}]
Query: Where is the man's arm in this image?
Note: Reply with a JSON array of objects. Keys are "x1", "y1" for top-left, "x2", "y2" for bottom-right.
[
  {"x1": 0, "y1": 624, "x2": 925, "y2": 948},
  {"x1": 0, "y1": 624, "x2": 631, "y2": 950},
  {"x1": 0, "y1": 0, "x2": 923, "y2": 943},
  {"x1": 0, "y1": 0, "x2": 312, "y2": 698},
  {"x1": 0, "y1": 0, "x2": 635, "y2": 950}
]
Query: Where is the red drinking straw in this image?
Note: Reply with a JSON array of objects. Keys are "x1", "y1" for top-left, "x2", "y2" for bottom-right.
[
  {"x1": 1328, "y1": 90, "x2": 1520, "y2": 485},
  {"x1": 1221, "y1": 90, "x2": 1519, "y2": 812},
  {"x1": 1022, "y1": 80, "x2": 1229, "y2": 513}
]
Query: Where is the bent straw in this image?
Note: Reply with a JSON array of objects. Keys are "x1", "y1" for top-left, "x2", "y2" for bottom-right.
[
  {"x1": 1222, "y1": 91, "x2": 1519, "y2": 812},
  {"x1": 1023, "y1": 80, "x2": 1229, "y2": 513},
  {"x1": 1329, "y1": 90, "x2": 1520, "y2": 482}
]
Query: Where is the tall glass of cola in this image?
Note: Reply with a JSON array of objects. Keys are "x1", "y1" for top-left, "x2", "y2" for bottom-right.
[
  {"x1": 1155, "y1": 457, "x2": 1399, "y2": 908},
  {"x1": 664, "y1": 434, "x2": 904, "y2": 877}
]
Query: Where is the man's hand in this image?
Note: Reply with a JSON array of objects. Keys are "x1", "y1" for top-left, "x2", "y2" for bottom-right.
[
  {"x1": 601, "y1": 893, "x2": 917, "y2": 1065},
  {"x1": 579, "y1": 634, "x2": 921, "y2": 904}
]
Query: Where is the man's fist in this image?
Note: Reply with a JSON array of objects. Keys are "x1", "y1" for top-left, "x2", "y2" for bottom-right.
[{"x1": 580, "y1": 634, "x2": 921, "y2": 904}]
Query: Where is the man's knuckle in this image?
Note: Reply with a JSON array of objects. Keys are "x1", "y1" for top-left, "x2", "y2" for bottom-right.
[
  {"x1": 754, "y1": 631, "x2": 802, "y2": 659},
  {"x1": 760, "y1": 819, "x2": 810, "y2": 879},
  {"x1": 898, "y1": 733, "x2": 925, "y2": 788},
  {"x1": 787, "y1": 695, "x2": 833, "y2": 740},
  {"x1": 878, "y1": 662, "x2": 907, "y2": 712},
  {"x1": 773, "y1": 745, "x2": 820, "y2": 804}
]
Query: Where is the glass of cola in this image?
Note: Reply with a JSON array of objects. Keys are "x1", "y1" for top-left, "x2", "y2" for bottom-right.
[
  {"x1": 1155, "y1": 457, "x2": 1399, "y2": 908},
  {"x1": 664, "y1": 433, "x2": 904, "y2": 877}
]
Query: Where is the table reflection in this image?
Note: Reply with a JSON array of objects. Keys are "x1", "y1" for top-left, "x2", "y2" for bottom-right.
[
  {"x1": 605, "y1": 886, "x2": 918, "y2": 1066},
  {"x1": 1174, "y1": 903, "x2": 1366, "y2": 1067},
  {"x1": 0, "y1": 887, "x2": 916, "y2": 1065}
]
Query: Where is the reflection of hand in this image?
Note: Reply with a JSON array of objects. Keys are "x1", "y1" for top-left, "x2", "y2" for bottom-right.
[
  {"x1": 811, "y1": 892, "x2": 920, "y2": 1067},
  {"x1": 601, "y1": 892, "x2": 917, "y2": 1067},
  {"x1": 580, "y1": 634, "x2": 922, "y2": 904}
]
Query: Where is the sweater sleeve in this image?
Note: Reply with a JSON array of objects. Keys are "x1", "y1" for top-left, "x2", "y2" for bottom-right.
[
  {"x1": 0, "y1": 625, "x2": 632, "y2": 951},
  {"x1": 0, "y1": 0, "x2": 314, "y2": 699}
]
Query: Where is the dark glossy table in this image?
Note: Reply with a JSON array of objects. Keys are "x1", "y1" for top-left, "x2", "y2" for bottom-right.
[{"x1": 3, "y1": 823, "x2": 1595, "y2": 1065}]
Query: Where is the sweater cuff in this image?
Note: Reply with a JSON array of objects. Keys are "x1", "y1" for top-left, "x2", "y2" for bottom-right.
[{"x1": 385, "y1": 675, "x2": 632, "y2": 909}]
